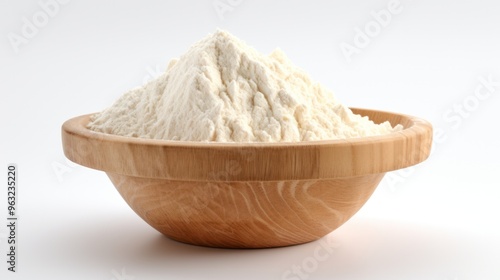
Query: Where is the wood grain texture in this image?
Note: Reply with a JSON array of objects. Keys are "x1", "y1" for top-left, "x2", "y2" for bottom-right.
[
  {"x1": 61, "y1": 108, "x2": 433, "y2": 248},
  {"x1": 108, "y1": 172, "x2": 385, "y2": 248},
  {"x1": 62, "y1": 108, "x2": 433, "y2": 181}
]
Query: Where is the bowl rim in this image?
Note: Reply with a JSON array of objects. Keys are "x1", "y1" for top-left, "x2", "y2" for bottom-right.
[{"x1": 62, "y1": 108, "x2": 433, "y2": 181}]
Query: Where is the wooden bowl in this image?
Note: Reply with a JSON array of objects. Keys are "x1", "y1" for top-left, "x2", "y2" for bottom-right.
[{"x1": 61, "y1": 108, "x2": 432, "y2": 248}]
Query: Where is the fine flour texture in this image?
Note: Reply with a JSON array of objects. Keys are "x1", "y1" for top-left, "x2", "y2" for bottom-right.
[{"x1": 89, "y1": 30, "x2": 402, "y2": 142}]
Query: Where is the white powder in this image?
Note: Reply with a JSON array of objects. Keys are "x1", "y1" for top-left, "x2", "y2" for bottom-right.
[{"x1": 88, "y1": 30, "x2": 402, "y2": 142}]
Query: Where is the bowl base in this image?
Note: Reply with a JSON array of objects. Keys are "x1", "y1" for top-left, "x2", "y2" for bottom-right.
[{"x1": 107, "y1": 172, "x2": 385, "y2": 248}]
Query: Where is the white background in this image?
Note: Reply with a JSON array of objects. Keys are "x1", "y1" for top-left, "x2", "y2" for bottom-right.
[{"x1": 1, "y1": 0, "x2": 500, "y2": 279}]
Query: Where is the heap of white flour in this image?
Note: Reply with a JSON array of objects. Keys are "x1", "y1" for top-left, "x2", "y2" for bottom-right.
[{"x1": 89, "y1": 30, "x2": 402, "y2": 142}]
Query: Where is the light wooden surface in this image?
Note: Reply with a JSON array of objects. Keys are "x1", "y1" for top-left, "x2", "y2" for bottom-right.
[
  {"x1": 108, "y1": 172, "x2": 385, "y2": 248},
  {"x1": 61, "y1": 108, "x2": 433, "y2": 248},
  {"x1": 62, "y1": 108, "x2": 433, "y2": 181}
]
